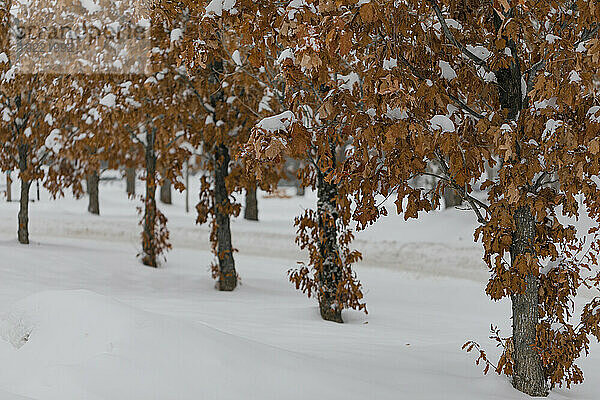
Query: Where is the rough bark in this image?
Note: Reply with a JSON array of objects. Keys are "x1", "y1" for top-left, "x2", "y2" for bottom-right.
[
  {"x1": 207, "y1": 58, "x2": 236, "y2": 289},
  {"x1": 142, "y1": 134, "x2": 158, "y2": 268},
  {"x1": 17, "y1": 145, "x2": 30, "y2": 245},
  {"x1": 86, "y1": 171, "x2": 100, "y2": 215},
  {"x1": 497, "y1": 67, "x2": 522, "y2": 120},
  {"x1": 214, "y1": 144, "x2": 237, "y2": 291},
  {"x1": 495, "y1": 35, "x2": 523, "y2": 120},
  {"x1": 316, "y1": 146, "x2": 343, "y2": 323},
  {"x1": 510, "y1": 207, "x2": 547, "y2": 397},
  {"x1": 244, "y1": 185, "x2": 258, "y2": 221},
  {"x1": 126, "y1": 167, "x2": 136, "y2": 197},
  {"x1": 6, "y1": 171, "x2": 11, "y2": 202},
  {"x1": 160, "y1": 176, "x2": 172, "y2": 205},
  {"x1": 443, "y1": 186, "x2": 462, "y2": 209}
]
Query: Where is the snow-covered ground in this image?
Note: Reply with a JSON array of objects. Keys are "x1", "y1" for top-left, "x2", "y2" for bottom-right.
[{"x1": 0, "y1": 176, "x2": 597, "y2": 399}]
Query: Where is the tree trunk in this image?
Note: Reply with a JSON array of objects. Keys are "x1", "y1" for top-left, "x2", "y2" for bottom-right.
[
  {"x1": 6, "y1": 171, "x2": 11, "y2": 202},
  {"x1": 549, "y1": 173, "x2": 560, "y2": 193},
  {"x1": 17, "y1": 145, "x2": 30, "y2": 245},
  {"x1": 496, "y1": 59, "x2": 523, "y2": 120},
  {"x1": 36, "y1": 180, "x2": 40, "y2": 202},
  {"x1": 126, "y1": 167, "x2": 136, "y2": 197},
  {"x1": 244, "y1": 185, "x2": 258, "y2": 221},
  {"x1": 160, "y1": 177, "x2": 172, "y2": 205},
  {"x1": 316, "y1": 146, "x2": 343, "y2": 323},
  {"x1": 510, "y1": 207, "x2": 547, "y2": 397},
  {"x1": 492, "y1": 18, "x2": 547, "y2": 396},
  {"x1": 443, "y1": 186, "x2": 462, "y2": 209},
  {"x1": 86, "y1": 171, "x2": 100, "y2": 215},
  {"x1": 185, "y1": 160, "x2": 190, "y2": 213},
  {"x1": 214, "y1": 144, "x2": 237, "y2": 291},
  {"x1": 295, "y1": 160, "x2": 305, "y2": 196},
  {"x1": 208, "y1": 59, "x2": 236, "y2": 290},
  {"x1": 142, "y1": 135, "x2": 158, "y2": 268}
]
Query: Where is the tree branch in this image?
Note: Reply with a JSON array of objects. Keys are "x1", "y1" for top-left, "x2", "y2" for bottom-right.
[{"x1": 428, "y1": 0, "x2": 490, "y2": 71}]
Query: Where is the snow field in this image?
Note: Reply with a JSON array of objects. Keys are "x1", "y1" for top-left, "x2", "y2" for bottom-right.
[{"x1": 0, "y1": 177, "x2": 596, "y2": 399}]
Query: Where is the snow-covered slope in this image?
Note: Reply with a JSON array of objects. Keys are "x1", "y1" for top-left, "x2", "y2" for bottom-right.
[{"x1": 0, "y1": 177, "x2": 596, "y2": 399}]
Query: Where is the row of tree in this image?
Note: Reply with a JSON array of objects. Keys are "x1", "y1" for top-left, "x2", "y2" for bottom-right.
[
  {"x1": 1, "y1": 0, "x2": 599, "y2": 397},
  {"x1": 159, "y1": 0, "x2": 600, "y2": 397}
]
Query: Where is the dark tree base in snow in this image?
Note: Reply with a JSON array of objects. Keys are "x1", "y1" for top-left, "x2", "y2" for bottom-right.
[
  {"x1": 217, "y1": 273, "x2": 237, "y2": 292},
  {"x1": 320, "y1": 300, "x2": 343, "y2": 323},
  {"x1": 142, "y1": 254, "x2": 158, "y2": 268}
]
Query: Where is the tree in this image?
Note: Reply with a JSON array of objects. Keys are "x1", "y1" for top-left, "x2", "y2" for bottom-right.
[
  {"x1": 1, "y1": 3, "x2": 56, "y2": 242},
  {"x1": 60, "y1": 83, "x2": 122, "y2": 217},
  {"x1": 189, "y1": 59, "x2": 273, "y2": 291},
  {"x1": 102, "y1": 75, "x2": 193, "y2": 267},
  {"x1": 62, "y1": 6, "x2": 197, "y2": 267},
  {"x1": 160, "y1": 0, "x2": 367, "y2": 319},
  {"x1": 330, "y1": 0, "x2": 600, "y2": 395},
  {"x1": 156, "y1": 4, "x2": 287, "y2": 291},
  {"x1": 0, "y1": 70, "x2": 73, "y2": 243}
]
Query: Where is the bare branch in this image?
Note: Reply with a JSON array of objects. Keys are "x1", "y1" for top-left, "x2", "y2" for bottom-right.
[{"x1": 428, "y1": 0, "x2": 490, "y2": 71}]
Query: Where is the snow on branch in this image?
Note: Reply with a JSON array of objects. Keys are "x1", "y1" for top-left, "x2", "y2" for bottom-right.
[
  {"x1": 204, "y1": 0, "x2": 237, "y2": 18},
  {"x1": 256, "y1": 111, "x2": 296, "y2": 133},
  {"x1": 430, "y1": 115, "x2": 455, "y2": 133}
]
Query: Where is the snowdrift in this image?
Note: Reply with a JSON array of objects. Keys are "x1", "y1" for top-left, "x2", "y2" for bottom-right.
[{"x1": 0, "y1": 290, "x2": 377, "y2": 400}]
